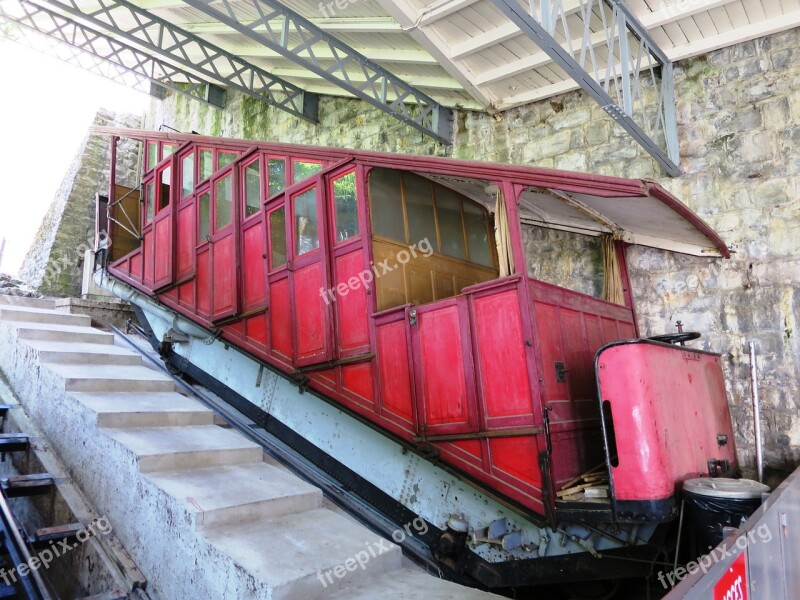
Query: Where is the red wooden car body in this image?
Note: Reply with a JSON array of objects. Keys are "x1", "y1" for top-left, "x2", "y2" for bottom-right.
[{"x1": 99, "y1": 128, "x2": 737, "y2": 524}]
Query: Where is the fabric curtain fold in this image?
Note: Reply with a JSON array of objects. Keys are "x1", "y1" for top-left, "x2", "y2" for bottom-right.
[
  {"x1": 602, "y1": 234, "x2": 625, "y2": 305},
  {"x1": 494, "y1": 190, "x2": 515, "y2": 277}
]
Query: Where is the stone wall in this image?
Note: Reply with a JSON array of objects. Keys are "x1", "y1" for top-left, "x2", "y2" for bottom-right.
[
  {"x1": 146, "y1": 28, "x2": 800, "y2": 480},
  {"x1": 19, "y1": 110, "x2": 141, "y2": 297},
  {"x1": 522, "y1": 225, "x2": 604, "y2": 298}
]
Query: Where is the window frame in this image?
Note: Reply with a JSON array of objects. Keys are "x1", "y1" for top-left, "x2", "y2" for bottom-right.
[
  {"x1": 195, "y1": 183, "x2": 212, "y2": 247},
  {"x1": 179, "y1": 148, "x2": 196, "y2": 202},
  {"x1": 240, "y1": 154, "x2": 263, "y2": 223},
  {"x1": 328, "y1": 168, "x2": 360, "y2": 248},
  {"x1": 367, "y1": 168, "x2": 496, "y2": 270}
]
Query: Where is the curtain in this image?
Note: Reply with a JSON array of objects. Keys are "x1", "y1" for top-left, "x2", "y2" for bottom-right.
[
  {"x1": 602, "y1": 234, "x2": 625, "y2": 305},
  {"x1": 494, "y1": 190, "x2": 515, "y2": 277}
]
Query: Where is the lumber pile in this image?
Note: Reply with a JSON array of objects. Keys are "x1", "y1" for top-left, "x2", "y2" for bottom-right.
[{"x1": 556, "y1": 464, "x2": 610, "y2": 501}]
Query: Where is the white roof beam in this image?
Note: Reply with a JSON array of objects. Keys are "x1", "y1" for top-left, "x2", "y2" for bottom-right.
[
  {"x1": 272, "y1": 67, "x2": 463, "y2": 91},
  {"x1": 472, "y1": 0, "x2": 740, "y2": 85},
  {"x1": 663, "y1": 8, "x2": 800, "y2": 62},
  {"x1": 179, "y1": 17, "x2": 404, "y2": 35},
  {"x1": 228, "y1": 45, "x2": 439, "y2": 65},
  {"x1": 417, "y1": 0, "x2": 482, "y2": 26},
  {"x1": 496, "y1": 6, "x2": 800, "y2": 109},
  {"x1": 297, "y1": 83, "x2": 485, "y2": 110},
  {"x1": 450, "y1": 0, "x2": 586, "y2": 60},
  {"x1": 476, "y1": 28, "x2": 612, "y2": 87},
  {"x1": 375, "y1": 0, "x2": 494, "y2": 107},
  {"x1": 455, "y1": 0, "x2": 738, "y2": 62}
]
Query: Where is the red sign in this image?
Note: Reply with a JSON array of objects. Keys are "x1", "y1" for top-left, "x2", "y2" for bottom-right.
[{"x1": 714, "y1": 553, "x2": 749, "y2": 600}]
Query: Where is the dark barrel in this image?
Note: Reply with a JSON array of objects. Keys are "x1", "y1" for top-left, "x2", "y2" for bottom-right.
[{"x1": 682, "y1": 477, "x2": 769, "y2": 557}]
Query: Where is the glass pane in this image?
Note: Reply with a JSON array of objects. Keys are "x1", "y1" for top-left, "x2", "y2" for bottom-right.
[
  {"x1": 368, "y1": 169, "x2": 405, "y2": 243},
  {"x1": 463, "y1": 201, "x2": 493, "y2": 267},
  {"x1": 158, "y1": 167, "x2": 171, "y2": 211},
  {"x1": 268, "y1": 158, "x2": 286, "y2": 196},
  {"x1": 162, "y1": 144, "x2": 176, "y2": 159},
  {"x1": 403, "y1": 173, "x2": 438, "y2": 251},
  {"x1": 293, "y1": 160, "x2": 322, "y2": 183},
  {"x1": 181, "y1": 153, "x2": 194, "y2": 198},
  {"x1": 244, "y1": 160, "x2": 261, "y2": 218},
  {"x1": 269, "y1": 207, "x2": 287, "y2": 269},
  {"x1": 147, "y1": 142, "x2": 158, "y2": 170},
  {"x1": 199, "y1": 149, "x2": 213, "y2": 181},
  {"x1": 145, "y1": 181, "x2": 155, "y2": 222},
  {"x1": 199, "y1": 192, "x2": 210, "y2": 241},
  {"x1": 218, "y1": 151, "x2": 237, "y2": 169},
  {"x1": 333, "y1": 172, "x2": 358, "y2": 243},
  {"x1": 435, "y1": 187, "x2": 467, "y2": 260},
  {"x1": 215, "y1": 175, "x2": 232, "y2": 230},
  {"x1": 294, "y1": 187, "x2": 319, "y2": 255}
]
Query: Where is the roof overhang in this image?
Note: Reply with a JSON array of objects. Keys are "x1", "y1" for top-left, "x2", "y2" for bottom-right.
[{"x1": 91, "y1": 126, "x2": 731, "y2": 259}]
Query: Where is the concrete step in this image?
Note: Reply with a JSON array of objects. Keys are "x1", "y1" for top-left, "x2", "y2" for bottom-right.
[
  {"x1": 23, "y1": 340, "x2": 142, "y2": 366},
  {"x1": 14, "y1": 323, "x2": 114, "y2": 345},
  {"x1": 46, "y1": 364, "x2": 175, "y2": 393},
  {"x1": 146, "y1": 462, "x2": 322, "y2": 529},
  {"x1": 0, "y1": 295, "x2": 56, "y2": 310},
  {"x1": 0, "y1": 305, "x2": 91, "y2": 327},
  {"x1": 327, "y1": 568, "x2": 498, "y2": 599},
  {"x1": 204, "y1": 507, "x2": 403, "y2": 600},
  {"x1": 70, "y1": 392, "x2": 213, "y2": 428},
  {"x1": 103, "y1": 425, "x2": 263, "y2": 472}
]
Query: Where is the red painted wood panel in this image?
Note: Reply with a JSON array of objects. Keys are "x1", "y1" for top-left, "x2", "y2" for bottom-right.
[
  {"x1": 342, "y1": 362, "x2": 374, "y2": 406},
  {"x1": 293, "y1": 261, "x2": 327, "y2": 364},
  {"x1": 270, "y1": 278, "x2": 292, "y2": 359},
  {"x1": 130, "y1": 252, "x2": 143, "y2": 282},
  {"x1": 223, "y1": 321, "x2": 244, "y2": 341},
  {"x1": 490, "y1": 437, "x2": 543, "y2": 488},
  {"x1": 534, "y1": 302, "x2": 567, "y2": 404},
  {"x1": 196, "y1": 249, "x2": 211, "y2": 316},
  {"x1": 176, "y1": 203, "x2": 194, "y2": 280},
  {"x1": 334, "y1": 251, "x2": 369, "y2": 354},
  {"x1": 212, "y1": 235, "x2": 236, "y2": 317},
  {"x1": 376, "y1": 320, "x2": 414, "y2": 424},
  {"x1": 245, "y1": 313, "x2": 267, "y2": 349},
  {"x1": 178, "y1": 281, "x2": 194, "y2": 310},
  {"x1": 561, "y1": 308, "x2": 593, "y2": 399},
  {"x1": 601, "y1": 317, "x2": 620, "y2": 344},
  {"x1": 619, "y1": 321, "x2": 636, "y2": 339},
  {"x1": 416, "y1": 304, "x2": 474, "y2": 432},
  {"x1": 143, "y1": 232, "x2": 154, "y2": 288},
  {"x1": 242, "y1": 224, "x2": 266, "y2": 310},
  {"x1": 473, "y1": 290, "x2": 533, "y2": 423},
  {"x1": 154, "y1": 216, "x2": 172, "y2": 285},
  {"x1": 529, "y1": 278, "x2": 637, "y2": 489}
]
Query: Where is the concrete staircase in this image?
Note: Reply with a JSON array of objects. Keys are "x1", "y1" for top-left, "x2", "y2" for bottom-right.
[{"x1": 0, "y1": 295, "x2": 496, "y2": 600}]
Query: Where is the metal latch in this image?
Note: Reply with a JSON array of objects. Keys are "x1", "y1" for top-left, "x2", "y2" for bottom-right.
[
  {"x1": 409, "y1": 308, "x2": 418, "y2": 326},
  {"x1": 555, "y1": 361, "x2": 568, "y2": 383}
]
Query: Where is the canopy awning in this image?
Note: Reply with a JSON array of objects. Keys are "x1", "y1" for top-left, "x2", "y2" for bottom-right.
[{"x1": 91, "y1": 126, "x2": 731, "y2": 259}]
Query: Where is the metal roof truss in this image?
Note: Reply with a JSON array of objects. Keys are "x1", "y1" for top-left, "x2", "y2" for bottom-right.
[
  {"x1": 490, "y1": 0, "x2": 681, "y2": 176},
  {"x1": 179, "y1": 0, "x2": 453, "y2": 143},
  {"x1": 23, "y1": 0, "x2": 318, "y2": 121},
  {"x1": 0, "y1": 1, "x2": 226, "y2": 106}
]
